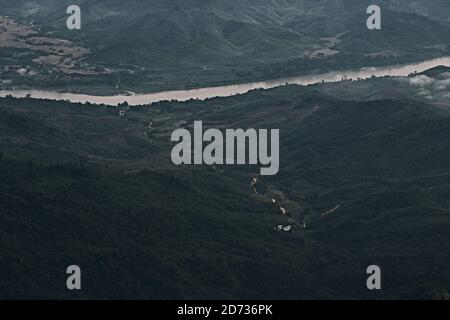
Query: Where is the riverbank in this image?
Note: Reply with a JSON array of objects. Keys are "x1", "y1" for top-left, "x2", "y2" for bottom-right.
[{"x1": 1, "y1": 56, "x2": 450, "y2": 106}]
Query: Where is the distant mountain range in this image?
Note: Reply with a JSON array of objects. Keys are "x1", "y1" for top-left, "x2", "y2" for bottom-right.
[{"x1": 1, "y1": 0, "x2": 450, "y2": 92}]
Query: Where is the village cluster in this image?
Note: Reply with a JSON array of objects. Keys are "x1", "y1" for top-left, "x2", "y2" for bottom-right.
[{"x1": 250, "y1": 177, "x2": 340, "y2": 234}]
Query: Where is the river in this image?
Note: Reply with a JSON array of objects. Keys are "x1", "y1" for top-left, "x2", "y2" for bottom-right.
[{"x1": 1, "y1": 56, "x2": 450, "y2": 106}]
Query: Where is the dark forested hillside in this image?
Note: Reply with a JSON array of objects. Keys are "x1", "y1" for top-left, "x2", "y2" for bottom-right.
[{"x1": 1, "y1": 68, "x2": 450, "y2": 298}]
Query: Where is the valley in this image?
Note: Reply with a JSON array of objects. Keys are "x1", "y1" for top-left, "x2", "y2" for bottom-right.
[
  {"x1": 1, "y1": 67, "x2": 449, "y2": 299},
  {"x1": 1, "y1": 1, "x2": 450, "y2": 94},
  {"x1": 2, "y1": 55, "x2": 450, "y2": 105},
  {"x1": 1, "y1": 0, "x2": 450, "y2": 301}
]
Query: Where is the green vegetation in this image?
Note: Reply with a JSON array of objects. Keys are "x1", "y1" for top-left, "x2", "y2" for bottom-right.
[
  {"x1": 1, "y1": 68, "x2": 449, "y2": 298},
  {"x1": 1, "y1": 0, "x2": 450, "y2": 93}
]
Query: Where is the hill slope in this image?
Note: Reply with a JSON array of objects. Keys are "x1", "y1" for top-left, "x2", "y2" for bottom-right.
[
  {"x1": 1, "y1": 0, "x2": 450, "y2": 92},
  {"x1": 1, "y1": 72, "x2": 450, "y2": 298}
]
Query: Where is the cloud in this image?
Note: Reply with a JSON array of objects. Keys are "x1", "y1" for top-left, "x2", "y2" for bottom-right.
[
  {"x1": 402, "y1": 73, "x2": 450, "y2": 101},
  {"x1": 408, "y1": 75, "x2": 434, "y2": 86}
]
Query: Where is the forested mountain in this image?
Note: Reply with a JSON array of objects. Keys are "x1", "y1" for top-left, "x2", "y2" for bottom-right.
[
  {"x1": 1, "y1": 67, "x2": 449, "y2": 299},
  {"x1": 1, "y1": 0, "x2": 450, "y2": 92},
  {"x1": 1, "y1": 0, "x2": 449, "y2": 300}
]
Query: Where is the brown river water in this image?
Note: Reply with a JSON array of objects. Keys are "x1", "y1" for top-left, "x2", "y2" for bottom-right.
[{"x1": 1, "y1": 56, "x2": 450, "y2": 106}]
